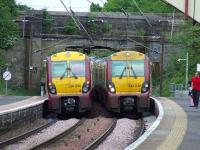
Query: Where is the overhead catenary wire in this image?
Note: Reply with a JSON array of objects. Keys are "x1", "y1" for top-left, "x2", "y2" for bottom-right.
[
  {"x1": 69, "y1": 7, "x2": 93, "y2": 42},
  {"x1": 60, "y1": 0, "x2": 93, "y2": 42},
  {"x1": 86, "y1": 0, "x2": 110, "y2": 17},
  {"x1": 59, "y1": 0, "x2": 81, "y2": 30},
  {"x1": 131, "y1": 0, "x2": 152, "y2": 27},
  {"x1": 127, "y1": 37, "x2": 157, "y2": 53},
  {"x1": 32, "y1": 39, "x2": 66, "y2": 54}
]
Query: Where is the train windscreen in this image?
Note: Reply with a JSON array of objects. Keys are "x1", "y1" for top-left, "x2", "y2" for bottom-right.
[
  {"x1": 112, "y1": 60, "x2": 144, "y2": 77},
  {"x1": 52, "y1": 61, "x2": 67, "y2": 78},
  {"x1": 129, "y1": 60, "x2": 144, "y2": 77},
  {"x1": 69, "y1": 61, "x2": 85, "y2": 77}
]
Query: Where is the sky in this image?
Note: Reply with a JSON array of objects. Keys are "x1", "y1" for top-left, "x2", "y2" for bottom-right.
[{"x1": 16, "y1": 0, "x2": 107, "y2": 12}]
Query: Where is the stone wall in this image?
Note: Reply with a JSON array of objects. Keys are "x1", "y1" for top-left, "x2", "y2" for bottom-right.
[
  {"x1": 0, "y1": 103, "x2": 43, "y2": 130},
  {"x1": 0, "y1": 11, "x2": 185, "y2": 91}
]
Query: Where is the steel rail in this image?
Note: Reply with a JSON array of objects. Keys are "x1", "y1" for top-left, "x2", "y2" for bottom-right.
[
  {"x1": 0, "y1": 119, "x2": 56, "y2": 148},
  {"x1": 31, "y1": 118, "x2": 86, "y2": 150},
  {"x1": 83, "y1": 118, "x2": 117, "y2": 150},
  {"x1": 135, "y1": 118, "x2": 145, "y2": 140}
]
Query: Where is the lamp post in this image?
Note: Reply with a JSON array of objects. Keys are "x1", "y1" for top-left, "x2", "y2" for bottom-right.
[{"x1": 177, "y1": 52, "x2": 189, "y2": 90}]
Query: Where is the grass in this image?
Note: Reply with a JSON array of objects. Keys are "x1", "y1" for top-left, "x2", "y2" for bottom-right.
[{"x1": 0, "y1": 80, "x2": 38, "y2": 96}]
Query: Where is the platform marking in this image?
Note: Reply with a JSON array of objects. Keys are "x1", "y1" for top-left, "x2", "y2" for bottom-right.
[
  {"x1": 125, "y1": 97, "x2": 164, "y2": 150},
  {"x1": 157, "y1": 97, "x2": 187, "y2": 150}
]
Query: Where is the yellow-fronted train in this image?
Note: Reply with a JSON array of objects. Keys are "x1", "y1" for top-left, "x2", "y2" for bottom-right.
[
  {"x1": 46, "y1": 51, "x2": 92, "y2": 115},
  {"x1": 92, "y1": 51, "x2": 151, "y2": 113}
]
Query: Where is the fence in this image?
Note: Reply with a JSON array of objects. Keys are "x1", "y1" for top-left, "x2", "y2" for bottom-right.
[{"x1": 169, "y1": 83, "x2": 184, "y2": 97}]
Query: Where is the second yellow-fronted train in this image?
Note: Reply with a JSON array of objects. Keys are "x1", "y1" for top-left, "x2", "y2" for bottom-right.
[{"x1": 92, "y1": 51, "x2": 151, "y2": 113}]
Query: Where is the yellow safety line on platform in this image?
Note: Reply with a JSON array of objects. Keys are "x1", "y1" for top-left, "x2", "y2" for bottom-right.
[{"x1": 158, "y1": 97, "x2": 187, "y2": 150}]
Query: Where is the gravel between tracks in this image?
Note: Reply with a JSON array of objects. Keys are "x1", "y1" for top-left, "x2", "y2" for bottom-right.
[
  {"x1": 0, "y1": 119, "x2": 48, "y2": 142},
  {"x1": 4, "y1": 119, "x2": 79, "y2": 150},
  {"x1": 96, "y1": 118, "x2": 137, "y2": 150}
]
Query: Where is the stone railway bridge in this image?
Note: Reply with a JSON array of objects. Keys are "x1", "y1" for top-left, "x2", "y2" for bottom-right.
[{"x1": 2, "y1": 11, "x2": 183, "y2": 91}]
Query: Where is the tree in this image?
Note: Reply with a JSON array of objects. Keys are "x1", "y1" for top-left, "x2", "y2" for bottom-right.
[
  {"x1": 90, "y1": 3, "x2": 102, "y2": 12},
  {"x1": 1, "y1": 0, "x2": 18, "y2": 17},
  {"x1": 102, "y1": 0, "x2": 173, "y2": 13},
  {"x1": 42, "y1": 10, "x2": 53, "y2": 34},
  {"x1": 0, "y1": 1, "x2": 18, "y2": 49},
  {"x1": 17, "y1": 4, "x2": 32, "y2": 11}
]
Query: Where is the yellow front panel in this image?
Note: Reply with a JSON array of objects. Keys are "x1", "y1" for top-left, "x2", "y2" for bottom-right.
[
  {"x1": 50, "y1": 51, "x2": 86, "y2": 95},
  {"x1": 113, "y1": 77, "x2": 144, "y2": 94},
  {"x1": 53, "y1": 77, "x2": 85, "y2": 95}
]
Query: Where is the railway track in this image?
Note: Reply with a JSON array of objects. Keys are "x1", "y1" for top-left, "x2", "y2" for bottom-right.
[
  {"x1": 83, "y1": 118, "x2": 117, "y2": 150},
  {"x1": 31, "y1": 116, "x2": 116, "y2": 150},
  {"x1": 31, "y1": 118, "x2": 86, "y2": 150},
  {"x1": 0, "y1": 119, "x2": 56, "y2": 148}
]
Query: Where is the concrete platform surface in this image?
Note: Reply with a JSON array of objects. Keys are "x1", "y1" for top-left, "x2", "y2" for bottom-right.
[
  {"x1": 173, "y1": 96, "x2": 200, "y2": 150},
  {"x1": 0, "y1": 96, "x2": 47, "y2": 115},
  {"x1": 0, "y1": 96, "x2": 31, "y2": 106}
]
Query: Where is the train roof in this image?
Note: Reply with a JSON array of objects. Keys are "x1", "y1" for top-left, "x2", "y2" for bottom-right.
[
  {"x1": 49, "y1": 51, "x2": 88, "y2": 61},
  {"x1": 110, "y1": 51, "x2": 146, "y2": 60}
]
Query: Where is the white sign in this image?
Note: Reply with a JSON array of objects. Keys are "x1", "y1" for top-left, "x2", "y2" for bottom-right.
[
  {"x1": 197, "y1": 64, "x2": 200, "y2": 72},
  {"x1": 3, "y1": 71, "x2": 12, "y2": 81}
]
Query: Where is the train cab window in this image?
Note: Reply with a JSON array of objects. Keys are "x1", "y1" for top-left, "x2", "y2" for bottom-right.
[
  {"x1": 112, "y1": 61, "x2": 127, "y2": 77},
  {"x1": 52, "y1": 61, "x2": 67, "y2": 77},
  {"x1": 129, "y1": 60, "x2": 144, "y2": 77},
  {"x1": 69, "y1": 61, "x2": 85, "y2": 77}
]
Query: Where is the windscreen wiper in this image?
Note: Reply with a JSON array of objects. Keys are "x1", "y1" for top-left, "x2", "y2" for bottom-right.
[
  {"x1": 119, "y1": 67, "x2": 126, "y2": 79},
  {"x1": 60, "y1": 67, "x2": 77, "y2": 80},
  {"x1": 60, "y1": 68, "x2": 67, "y2": 80},
  {"x1": 130, "y1": 66, "x2": 137, "y2": 79},
  {"x1": 68, "y1": 68, "x2": 78, "y2": 79}
]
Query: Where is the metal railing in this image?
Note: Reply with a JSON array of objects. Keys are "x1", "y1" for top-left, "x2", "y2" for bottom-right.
[{"x1": 169, "y1": 83, "x2": 184, "y2": 97}]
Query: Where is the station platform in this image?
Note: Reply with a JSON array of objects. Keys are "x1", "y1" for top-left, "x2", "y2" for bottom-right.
[
  {"x1": 0, "y1": 96, "x2": 47, "y2": 115},
  {"x1": 0, "y1": 96, "x2": 47, "y2": 130},
  {"x1": 129, "y1": 96, "x2": 200, "y2": 150}
]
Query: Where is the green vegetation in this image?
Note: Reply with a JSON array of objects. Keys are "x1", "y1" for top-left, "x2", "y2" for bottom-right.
[
  {"x1": 90, "y1": 3, "x2": 102, "y2": 12},
  {"x1": 0, "y1": 80, "x2": 37, "y2": 96},
  {"x1": 17, "y1": 4, "x2": 32, "y2": 11},
  {"x1": 153, "y1": 22, "x2": 200, "y2": 96},
  {"x1": 0, "y1": 0, "x2": 19, "y2": 49},
  {"x1": 63, "y1": 19, "x2": 77, "y2": 34},
  {"x1": 42, "y1": 9, "x2": 53, "y2": 34},
  {"x1": 86, "y1": 14, "x2": 112, "y2": 35},
  {"x1": 90, "y1": 49, "x2": 114, "y2": 57},
  {"x1": 102, "y1": 22, "x2": 112, "y2": 33},
  {"x1": 90, "y1": 0, "x2": 173, "y2": 13}
]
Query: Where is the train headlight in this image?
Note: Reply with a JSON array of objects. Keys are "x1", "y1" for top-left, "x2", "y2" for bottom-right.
[
  {"x1": 82, "y1": 81, "x2": 90, "y2": 93},
  {"x1": 108, "y1": 82, "x2": 116, "y2": 93},
  {"x1": 141, "y1": 81, "x2": 149, "y2": 93},
  {"x1": 48, "y1": 83, "x2": 57, "y2": 94},
  {"x1": 110, "y1": 87, "x2": 115, "y2": 93}
]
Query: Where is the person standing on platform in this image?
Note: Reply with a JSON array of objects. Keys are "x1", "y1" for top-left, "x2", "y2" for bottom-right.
[
  {"x1": 191, "y1": 72, "x2": 200, "y2": 108},
  {"x1": 188, "y1": 81, "x2": 194, "y2": 107}
]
